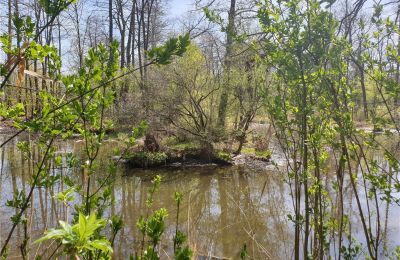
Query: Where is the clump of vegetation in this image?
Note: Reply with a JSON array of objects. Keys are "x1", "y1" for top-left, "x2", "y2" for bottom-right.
[
  {"x1": 126, "y1": 151, "x2": 168, "y2": 168},
  {"x1": 163, "y1": 137, "x2": 201, "y2": 151},
  {"x1": 216, "y1": 150, "x2": 232, "y2": 162},
  {"x1": 36, "y1": 175, "x2": 192, "y2": 260},
  {"x1": 240, "y1": 147, "x2": 271, "y2": 160},
  {"x1": 254, "y1": 150, "x2": 272, "y2": 160},
  {"x1": 34, "y1": 213, "x2": 114, "y2": 258},
  {"x1": 136, "y1": 176, "x2": 192, "y2": 260}
]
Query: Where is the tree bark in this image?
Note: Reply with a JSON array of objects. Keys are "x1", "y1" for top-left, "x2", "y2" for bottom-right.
[
  {"x1": 126, "y1": 1, "x2": 136, "y2": 66},
  {"x1": 115, "y1": 0, "x2": 127, "y2": 68},
  {"x1": 395, "y1": 5, "x2": 400, "y2": 108},
  {"x1": 73, "y1": 4, "x2": 83, "y2": 69},
  {"x1": 217, "y1": 0, "x2": 236, "y2": 128},
  {"x1": 109, "y1": 0, "x2": 113, "y2": 61},
  {"x1": 7, "y1": 0, "x2": 12, "y2": 63}
]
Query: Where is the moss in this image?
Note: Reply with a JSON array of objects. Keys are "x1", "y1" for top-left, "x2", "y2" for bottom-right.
[
  {"x1": 241, "y1": 147, "x2": 255, "y2": 154},
  {"x1": 241, "y1": 147, "x2": 272, "y2": 159},
  {"x1": 126, "y1": 151, "x2": 168, "y2": 168},
  {"x1": 163, "y1": 137, "x2": 200, "y2": 150},
  {"x1": 216, "y1": 151, "x2": 232, "y2": 161},
  {"x1": 171, "y1": 142, "x2": 199, "y2": 150},
  {"x1": 255, "y1": 149, "x2": 272, "y2": 159}
]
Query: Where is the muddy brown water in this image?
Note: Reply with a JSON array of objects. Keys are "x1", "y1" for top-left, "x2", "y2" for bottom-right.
[{"x1": 0, "y1": 134, "x2": 399, "y2": 259}]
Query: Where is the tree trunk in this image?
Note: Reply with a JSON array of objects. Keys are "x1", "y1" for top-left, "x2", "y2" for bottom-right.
[
  {"x1": 14, "y1": 0, "x2": 19, "y2": 48},
  {"x1": 120, "y1": 27, "x2": 126, "y2": 68},
  {"x1": 73, "y1": 4, "x2": 83, "y2": 69},
  {"x1": 356, "y1": 22, "x2": 368, "y2": 120},
  {"x1": 217, "y1": 0, "x2": 236, "y2": 129},
  {"x1": 396, "y1": 5, "x2": 400, "y2": 108},
  {"x1": 360, "y1": 63, "x2": 368, "y2": 119},
  {"x1": 7, "y1": 0, "x2": 12, "y2": 63},
  {"x1": 115, "y1": 0, "x2": 127, "y2": 68},
  {"x1": 141, "y1": 0, "x2": 147, "y2": 81},
  {"x1": 109, "y1": 0, "x2": 113, "y2": 60},
  {"x1": 136, "y1": 1, "x2": 143, "y2": 83},
  {"x1": 126, "y1": 1, "x2": 136, "y2": 66}
]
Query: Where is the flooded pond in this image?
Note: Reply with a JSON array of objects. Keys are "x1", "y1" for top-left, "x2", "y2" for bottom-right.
[{"x1": 0, "y1": 133, "x2": 399, "y2": 259}]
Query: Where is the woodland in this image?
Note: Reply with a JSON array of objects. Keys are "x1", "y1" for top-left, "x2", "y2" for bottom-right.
[{"x1": 0, "y1": 0, "x2": 400, "y2": 259}]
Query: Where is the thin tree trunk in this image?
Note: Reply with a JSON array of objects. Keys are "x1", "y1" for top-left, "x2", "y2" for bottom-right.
[
  {"x1": 299, "y1": 52, "x2": 309, "y2": 260},
  {"x1": 7, "y1": 0, "x2": 12, "y2": 63},
  {"x1": 395, "y1": 5, "x2": 400, "y2": 108},
  {"x1": 126, "y1": 1, "x2": 136, "y2": 66},
  {"x1": 141, "y1": 0, "x2": 147, "y2": 84},
  {"x1": 115, "y1": 0, "x2": 127, "y2": 68},
  {"x1": 136, "y1": 1, "x2": 143, "y2": 83},
  {"x1": 120, "y1": 28, "x2": 126, "y2": 68},
  {"x1": 360, "y1": 63, "x2": 368, "y2": 119},
  {"x1": 217, "y1": 0, "x2": 236, "y2": 128},
  {"x1": 14, "y1": 0, "x2": 19, "y2": 48},
  {"x1": 73, "y1": 4, "x2": 83, "y2": 69},
  {"x1": 109, "y1": 0, "x2": 113, "y2": 61},
  {"x1": 356, "y1": 17, "x2": 368, "y2": 119}
]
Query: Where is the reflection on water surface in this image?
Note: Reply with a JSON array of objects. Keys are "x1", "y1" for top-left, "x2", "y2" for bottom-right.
[{"x1": 0, "y1": 134, "x2": 399, "y2": 259}]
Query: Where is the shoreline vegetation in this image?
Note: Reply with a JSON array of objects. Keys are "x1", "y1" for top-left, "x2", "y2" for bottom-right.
[{"x1": 0, "y1": 120, "x2": 273, "y2": 169}]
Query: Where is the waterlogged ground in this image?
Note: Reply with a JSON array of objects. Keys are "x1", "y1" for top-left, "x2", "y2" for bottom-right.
[{"x1": 0, "y1": 133, "x2": 399, "y2": 259}]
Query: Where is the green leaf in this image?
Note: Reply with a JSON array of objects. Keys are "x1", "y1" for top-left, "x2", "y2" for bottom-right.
[
  {"x1": 146, "y1": 34, "x2": 190, "y2": 65},
  {"x1": 90, "y1": 239, "x2": 113, "y2": 253}
]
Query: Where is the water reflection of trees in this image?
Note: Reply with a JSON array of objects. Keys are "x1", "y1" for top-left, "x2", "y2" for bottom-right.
[
  {"x1": 1, "y1": 135, "x2": 400, "y2": 258},
  {"x1": 114, "y1": 166, "x2": 291, "y2": 259},
  {"x1": 1, "y1": 137, "x2": 292, "y2": 258}
]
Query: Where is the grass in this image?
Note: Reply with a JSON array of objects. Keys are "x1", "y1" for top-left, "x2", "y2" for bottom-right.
[
  {"x1": 241, "y1": 147, "x2": 272, "y2": 159},
  {"x1": 162, "y1": 137, "x2": 200, "y2": 150},
  {"x1": 255, "y1": 150, "x2": 272, "y2": 159},
  {"x1": 241, "y1": 147, "x2": 255, "y2": 154}
]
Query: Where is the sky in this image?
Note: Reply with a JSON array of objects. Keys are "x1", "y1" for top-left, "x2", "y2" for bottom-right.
[{"x1": 168, "y1": 0, "x2": 193, "y2": 18}]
